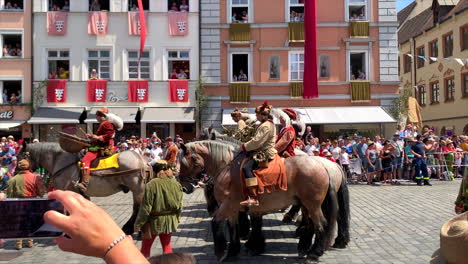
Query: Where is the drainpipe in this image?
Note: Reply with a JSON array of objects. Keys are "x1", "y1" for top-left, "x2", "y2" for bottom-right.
[
  {"x1": 412, "y1": 37, "x2": 417, "y2": 97},
  {"x1": 196, "y1": 0, "x2": 201, "y2": 137}
]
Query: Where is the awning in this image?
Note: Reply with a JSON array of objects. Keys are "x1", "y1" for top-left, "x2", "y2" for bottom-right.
[
  {"x1": 305, "y1": 106, "x2": 395, "y2": 124},
  {"x1": 85, "y1": 107, "x2": 139, "y2": 123},
  {"x1": 28, "y1": 107, "x2": 85, "y2": 124},
  {"x1": 141, "y1": 107, "x2": 195, "y2": 123},
  {"x1": 0, "y1": 121, "x2": 24, "y2": 131},
  {"x1": 222, "y1": 108, "x2": 312, "y2": 126},
  {"x1": 222, "y1": 107, "x2": 394, "y2": 125}
]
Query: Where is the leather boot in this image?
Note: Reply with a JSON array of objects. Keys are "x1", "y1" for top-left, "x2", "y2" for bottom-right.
[
  {"x1": 77, "y1": 168, "x2": 91, "y2": 192},
  {"x1": 240, "y1": 186, "x2": 259, "y2": 206}
]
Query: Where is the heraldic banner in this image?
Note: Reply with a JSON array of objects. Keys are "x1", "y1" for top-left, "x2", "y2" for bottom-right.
[
  {"x1": 128, "y1": 80, "x2": 149, "y2": 102},
  {"x1": 168, "y1": 12, "x2": 188, "y2": 36},
  {"x1": 128, "y1": 11, "x2": 148, "y2": 35},
  {"x1": 47, "y1": 12, "x2": 68, "y2": 35},
  {"x1": 87, "y1": 80, "x2": 107, "y2": 102},
  {"x1": 47, "y1": 80, "x2": 67, "y2": 103},
  {"x1": 169, "y1": 80, "x2": 189, "y2": 102},
  {"x1": 88, "y1": 11, "x2": 108, "y2": 35}
]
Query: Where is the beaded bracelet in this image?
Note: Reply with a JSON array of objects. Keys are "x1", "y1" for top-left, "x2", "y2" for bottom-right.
[{"x1": 103, "y1": 234, "x2": 127, "y2": 258}]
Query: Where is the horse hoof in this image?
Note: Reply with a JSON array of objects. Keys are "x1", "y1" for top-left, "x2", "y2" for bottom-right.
[{"x1": 282, "y1": 214, "x2": 293, "y2": 224}]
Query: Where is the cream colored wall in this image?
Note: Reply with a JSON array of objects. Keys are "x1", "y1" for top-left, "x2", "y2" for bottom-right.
[{"x1": 399, "y1": 11, "x2": 468, "y2": 135}]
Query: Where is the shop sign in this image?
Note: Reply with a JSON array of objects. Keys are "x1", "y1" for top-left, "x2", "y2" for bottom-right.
[{"x1": 0, "y1": 111, "x2": 13, "y2": 119}]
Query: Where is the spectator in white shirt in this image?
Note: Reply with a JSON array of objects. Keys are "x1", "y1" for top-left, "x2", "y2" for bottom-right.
[
  {"x1": 150, "y1": 142, "x2": 163, "y2": 162},
  {"x1": 340, "y1": 146, "x2": 350, "y2": 178}
]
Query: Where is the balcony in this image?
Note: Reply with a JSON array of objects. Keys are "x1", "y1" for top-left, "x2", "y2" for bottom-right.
[
  {"x1": 349, "y1": 21, "x2": 369, "y2": 37},
  {"x1": 290, "y1": 81, "x2": 303, "y2": 98},
  {"x1": 288, "y1": 22, "x2": 304, "y2": 42},
  {"x1": 229, "y1": 23, "x2": 250, "y2": 42},
  {"x1": 229, "y1": 82, "x2": 250, "y2": 103},
  {"x1": 350, "y1": 81, "x2": 371, "y2": 102}
]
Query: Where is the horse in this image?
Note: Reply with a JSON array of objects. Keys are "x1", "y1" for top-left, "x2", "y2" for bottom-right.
[
  {"x1": 178, "y1": 140, "x2": 347, "y2": 263},
  {"x1": 19, "y1": 142, "x2": 149, "y2": 235}
]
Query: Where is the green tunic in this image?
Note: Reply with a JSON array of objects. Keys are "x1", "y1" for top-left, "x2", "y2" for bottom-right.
[{"x1": 135, "y1": 177, "x2": 183, "y2": 234}]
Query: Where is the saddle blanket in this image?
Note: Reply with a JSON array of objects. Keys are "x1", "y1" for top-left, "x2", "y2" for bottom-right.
[
  {"x1": 242, "y1": 155, "x2": 288, "y2": 195},
  {"x1": 90, "y1": 153, "x2": 120, "y2": 171}
]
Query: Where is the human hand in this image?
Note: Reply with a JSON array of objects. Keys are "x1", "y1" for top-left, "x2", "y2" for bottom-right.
[
  {"x1": 86, "y1": 134, "x2": 92, "y2": 138},
  {"x1": 0, "y1": 192, "x2": 5, "y2": 200},
  {"x1": 44, "y1": 190, "x2": 125, "y2": 258}
]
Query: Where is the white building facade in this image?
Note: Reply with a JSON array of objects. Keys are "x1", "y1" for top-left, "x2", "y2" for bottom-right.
[{"x1": 31, "y1": 0, "x2": 199, "y2": 142}]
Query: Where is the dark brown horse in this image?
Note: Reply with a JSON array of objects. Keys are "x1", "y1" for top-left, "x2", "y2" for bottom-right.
[{"x1": 178, "y1": 140, "x2": 348, "y2": 263}]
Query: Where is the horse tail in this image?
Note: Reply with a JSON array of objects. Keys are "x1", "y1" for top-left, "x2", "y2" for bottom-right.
[
  {"x1": 321, "y1": 170, "x2": 339, "y2": 248},
  {"x1": 333, "y1": 170, "x2": 351, "y2": 248}
]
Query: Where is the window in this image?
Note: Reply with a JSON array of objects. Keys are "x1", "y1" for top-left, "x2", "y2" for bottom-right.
[
  {"x1": 350, "y1": 52, "x2": 367, "y2": 80},
  {"x1": 430, "y1": 82, "x2": 440, "y2": 104},
  {"x1": 167, "y1": 0, "x2": 188, "y2": 12},
  {"x1": 128, "y1": 50, "x2": 150, "y2": 79},
  {"x1": 319, "y1": 54, "x2": 330, "y2": 78},
  {"x1": 47, "y1": 50, "x2": 70, "y2": 80},
  {"x1": 428, "y1": 39, "x2": 438, "y2": 64},
  {"x1": 0, "y1": 80, "x2": 22, "y2": 105},
  {"x1": 88, "y1": 50, "x2": 110, "y2": 80},
  {"x1": 48, "y1": 0, "x2": 69, "y2": 11},
  {"x1": 269, "y1": 55, "x2": 280, "y2": 79},
  {"x1": 232, "y1": 53, "x2": 249, "y2": 81},
  {"x1": 289, "y1": 52, "x2": 304, "y2": 81},
  {"x1": 1, "y1": 0, "x2": 23, "y2": 11},
  {"x1": 404, "y1": 54, "x2": 411, "y2": 73},
  {"x1": 129, "y1": 0, "x2": 149, "y2": 11},
  {"x1": 89, "y1": 0, "x2": 109, "y2": 11},
  {"x1": 348, "y1": 0, "x2": 367, "y2": 21},
  {"x1": 445, "y1": 78, "x2": 455, "y2": 102},
  {"x1": 416, "y1": 46, "x2": 425, "y2": 68},
  {"x1": 461, "y1": 25, "x2": 468, "y2": 51},
  {"x1": 418, "y1": 85, "x2": 426, "y2": 106},
  {"x1": 1, "y1": 34, "x2": 22, "y2": 58},
  {"x1": 443, "y1": 33, "x2": 453, "y2": 57},
  {"x1": 230, "y1": 0, "x2": 249, "y2": 23},
  {"x1": 168, "y1": 50, "x2": 190, "y2": 79},
  {"x1": 463, "y1": 73, "x2": 468, "y2": 97},
  {"x1": 288, "y1": 0, "x2": 304, "y2": 22}
]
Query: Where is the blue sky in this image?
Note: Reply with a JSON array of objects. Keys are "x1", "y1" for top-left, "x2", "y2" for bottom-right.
[{"x1": 397, "y1": 0, "x2": 415, "y2": 11}]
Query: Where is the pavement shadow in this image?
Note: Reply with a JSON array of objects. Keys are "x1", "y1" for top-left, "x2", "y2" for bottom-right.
[{"x1": 430, "y1": 248, "x2": 447, "y2": 264}]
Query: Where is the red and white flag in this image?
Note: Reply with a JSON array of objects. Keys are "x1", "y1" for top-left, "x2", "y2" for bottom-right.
[
  {"x1": 88, "y1": 11, "x2": 108, "y2": 35},
  {"x1": 87, "y1": 80, "x2": 107, "y2": 102},
  {"x1": 47, "y1": 12, "x2": 68, "y2": 35},
  {"x1": 169, "y1": 80, "x2": 189, "y2": 102},
  {"x1": 137, "y1": 0, "x2": 147, "y2": 58},
  {"x1": 303, "y1": 0, "x2": 318, "y2": 98},
  {"x1": 128, "y1": 11, "x2": 147, "y2": 35},
  {"x1": 47, "y1": 80, "x2": 67, "y2": 102},
  {"x1": 128, "y1": 80, "x2": 148, "y2": 102},
  {"x1": 168, "y1": 12, "x2": 188, "y2": 36}
]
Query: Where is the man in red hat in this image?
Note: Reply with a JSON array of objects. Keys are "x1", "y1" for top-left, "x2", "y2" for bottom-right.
[
  {"x1": 275, "y1": 108, "x2": 298, "y2": 158},
  {"x1": 77, "y1": 107, "x2": 122, "y2": 192}
]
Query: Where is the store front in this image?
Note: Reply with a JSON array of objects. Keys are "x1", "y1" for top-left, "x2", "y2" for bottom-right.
[
  {"x1": 0, "y1": 105, "x2": 31, "y2": 140},
  {"x1": 141, "y1": 107, "x2": 195, "y2": 140}
]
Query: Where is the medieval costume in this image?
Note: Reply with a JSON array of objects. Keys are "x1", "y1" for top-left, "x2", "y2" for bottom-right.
[
  {"x1": 77, "y1": 107, "x2": 123, "y2": 192},
  {"x1": 454, "y1": 136, "x2": 468, "y2": 214},
  {"x1": 164, "y1": 137, "x2": 179, "y2": 171},
  {"x1": 230, "y1": 108, "x2": 256, "y2": 143},
  {"x1": 274, "y1": 108, "x2": 300, "y2": 158},
  {"x1": 240, "y1": 101, "x2": 277, "y2": 206},
  {"x1": 6, "y1": 159, "x2": 46, "y2": 250},
  {"x1": 135, "y1": 160, "x2": 183, "y2": 257}
]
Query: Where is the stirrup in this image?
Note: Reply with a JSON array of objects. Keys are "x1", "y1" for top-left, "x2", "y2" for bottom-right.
[{"x1": 240, "y1": 197, "x2": 259, "y2": 207}]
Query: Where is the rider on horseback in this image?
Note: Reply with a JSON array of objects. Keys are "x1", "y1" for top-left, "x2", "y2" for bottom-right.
[
  {"x1": 240, "y1": 101, "x2": 277, "y2": 206},
  {"x1": 274, "y1": 108, "x2": 298, "y2": 158},
  {"x1": 230, "y1": 108, "x2": 256, "y2": 143},
  {"x1": 76, "y1": 107, "x2": 123, "y2": 192}
]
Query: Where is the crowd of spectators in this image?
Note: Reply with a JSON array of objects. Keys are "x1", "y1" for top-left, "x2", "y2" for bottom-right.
[
  {"x1": 290, "y1": 10, "x2": 304, "y2": 22},
  {"x1": 2, "y1": 44, "x2": 22, "y2": 57},
  {"x1": 3, "y1": 2, "x2": 22, "y2": 10},
  {"x1": 2, "y1": 89, "x2": 22, "y2": 105},
  {"x1": 232, "y1": 69, "x2": 248, "y2": 82},
  {"x1": 0, "y1": 136, "x2": 25, "y2": 191},
  {"x1": 49, "y1": 0, "x2": 69, "y2": 11},
  {"x1": 296, "y1": 124, "x2": 468, "y2": 186},
  {"x1": 350, "y1": 11, "x2": 366, "y2": 21},
  {"x1": 169, "y1": 0, "x2": 189, "y2": 12},
  {"x1": 232, "y1": 10, "x2": 249, "y2": 23},
  {"x1": 350, "y1": 69, "x2": 366, "y2": 80},
  {"x1": 169, "y1": 68, "x2": 188, "y2": 79}
]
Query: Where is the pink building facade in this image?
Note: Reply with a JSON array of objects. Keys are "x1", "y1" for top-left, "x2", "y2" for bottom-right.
[{"x1": 0, "y1": 0, "x2": 32, "y2": 139}]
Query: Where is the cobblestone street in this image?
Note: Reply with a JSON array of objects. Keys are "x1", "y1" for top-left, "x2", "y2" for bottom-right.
[{"x1": 0, "y1": 180, "x2": 459, "y2": 264}]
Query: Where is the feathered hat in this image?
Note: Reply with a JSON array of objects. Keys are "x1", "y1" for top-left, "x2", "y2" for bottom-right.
[
  {"x1": 98, "y1": 108, "x2": 124, "y2": 131},
  {"x1": 255, "y1": 100, "x2": 272, "y2": 116}
]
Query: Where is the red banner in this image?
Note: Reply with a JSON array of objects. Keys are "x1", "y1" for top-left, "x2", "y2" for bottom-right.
[
  {"x1": 47, "y1": 80, "x2": 67, "y2": 103},
  {"x1": 168, "y1": 12, "x2": 188, "y2": 36},
  {"x1": 169, "y1": 80, "x2": 189, "y2": 102},
  {"x1": 128, "y1": 80, "x2": 149, "y2": 102},
  {"x1": 87, "y1": 80, "x2": 107, "y2": 102},
  {"x1": 47, "y1": 12, "x2": 68, "y2": 35},
  {"x1": 303, "y1": 0, "x2": 318, "y2": 98},
  {"x1": 88, "y1": 11, "x2": 108, "y2": 35},
  {"x1": 128, "y1": 11, "x2": 147, "y2": 35},
  {"x1": 138, "y1": 0, "x2": 147, "y2": 58}
]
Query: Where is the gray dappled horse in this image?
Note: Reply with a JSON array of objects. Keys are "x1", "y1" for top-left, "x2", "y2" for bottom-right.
[{"x1": 20, "y1": 142, "x2": 149, "y2": 235}]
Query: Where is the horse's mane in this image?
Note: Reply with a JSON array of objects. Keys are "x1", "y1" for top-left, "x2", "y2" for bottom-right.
[
  {"x1": 27, "y1": 142, "x2": 64, "y2": 160},
  {"x1": 214, "y1": 135, "x2": 242, "y2": 146},
  {"x1": 183, "y1": 140, "x2": 237, "y2": 174}
]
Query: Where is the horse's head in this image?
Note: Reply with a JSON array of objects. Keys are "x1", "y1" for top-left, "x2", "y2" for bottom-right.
[
  {"x1": 178, "y1": 143, "x2": 206, "y2": 188},
  {"x1": 17, "y1": 142, "x2": 39, "y2": 172}
]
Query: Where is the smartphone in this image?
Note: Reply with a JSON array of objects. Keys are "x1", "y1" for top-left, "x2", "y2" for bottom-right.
[{"x1": 0, "y1": 198, "x2": 65, "y2": 239}]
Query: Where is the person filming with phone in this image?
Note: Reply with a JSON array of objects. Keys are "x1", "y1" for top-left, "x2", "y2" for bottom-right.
[{"x1": 5, "y1": 159, "x2": 46, "y2": 250}]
